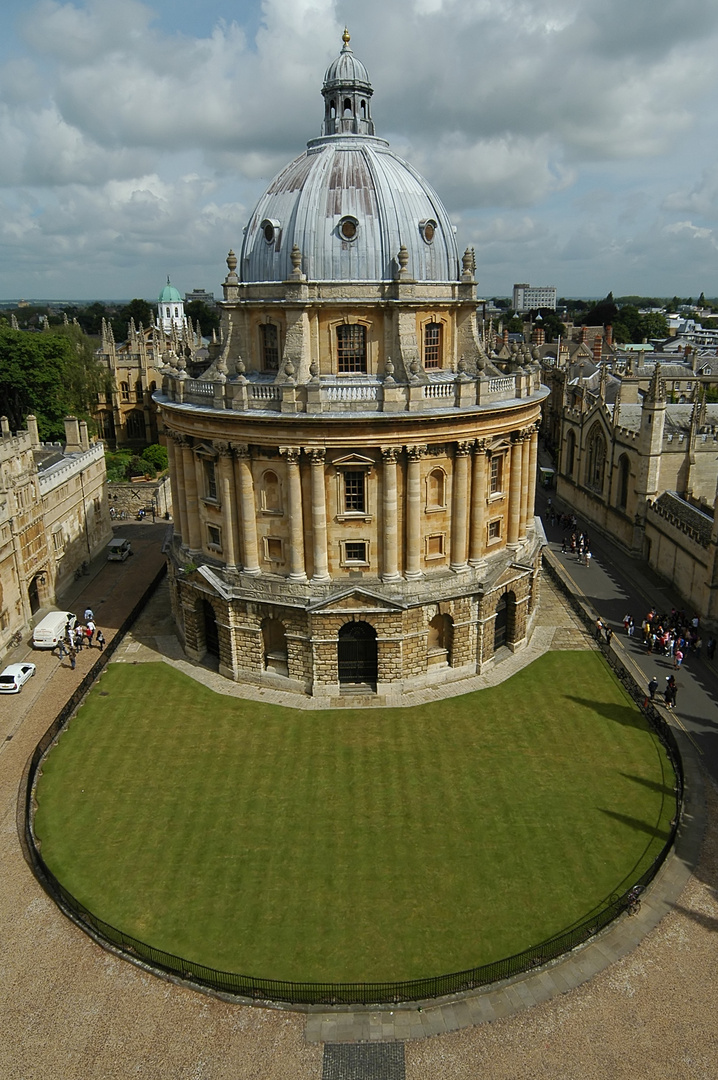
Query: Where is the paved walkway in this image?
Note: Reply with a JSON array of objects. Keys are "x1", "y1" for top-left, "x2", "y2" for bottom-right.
[{"x1": 1, "y1": 516, "x2": 717, "y2": 1078}]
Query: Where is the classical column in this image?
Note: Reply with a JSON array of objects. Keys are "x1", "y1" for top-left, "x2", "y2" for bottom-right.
[
  {"x1": 181, "y1": 439, "x2": 202, "y2": 552},
  {"x1": 280, "y1": 446, "x2": 307, "y2": 582},
  {"x1": 526, "y1": 424, "x2": 539, "y2": 528},
  {"x1": 469, "y1": 440, "x2": 488, "y2": 566},
  {"x1": 381, "y1": 446, "x2": 402, "y2": 582},
  {"x1": 405, "y1": 445, "x2": 426, "y2": 580},
  {"x1": 307, "y1": 448, "x2": 330, "y2": 582},
  {"x1": 450, "y1": 441, "x2": 472, "y2": 571},
  {"x1": 217, "y1": 442, "x2": 240, "y2": 569},
  {"x1": 519, "y1": 429, "x2": 531, "y2": 539},
  {"x1": 167, "y1": 432, "x2": 188, "y2": 544},
  {"x1": 507, "y1": 434, "x2": 523, "y2": 548},
  {"x1": 235, "y1": 444, "x2": 260, "y2": 575}
]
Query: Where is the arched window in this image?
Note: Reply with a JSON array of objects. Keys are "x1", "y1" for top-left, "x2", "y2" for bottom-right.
[
  {"x1": 125, "y1": 411, "x2": 145, "y2": 440},
  {"x1": 261, "y1": 470, "x2": 281, "y2": 513},
  {"x1": 586, "y1": 425, "x2": 607, "y2": 493},
  {"x1": 343, "y1": 97, "x2": 352, "y2": 116},
  {"x1": 98, "y1": 411, "x2": 115, "y2": 442},
  {"x1": 360, "y1": 99, "x2": 366, "y2": 119},
  {"x1": 617, "y1": 454, "x2": 630, "y2": 510},
  {"x1": 135, "y1": 379, "x2": 143, "y2": 402},
  {"x1": 337, "y1": 324, "x2": 367, "y2": 373},
  {"x1": 427, "y1": 613, "x2": 453, "y2": 667},
  {"x1": 330, "y1": 101, "x2": 337, "y2": 119},
  {"x1": 426, "y1": 468, "x2": 446, "y2": 510},
  {"x1": 565, "y1": 429, "x2": 576, "y2": 477},
  {"x1": 423, "y1": 322, "x2": 442, "y2": 369},
  {"x1": 262, "y1": 618, "x2": 288, "y2": 676},
  {"x1": 120, "y1": 381, "x2": 130, "y2": 402}
]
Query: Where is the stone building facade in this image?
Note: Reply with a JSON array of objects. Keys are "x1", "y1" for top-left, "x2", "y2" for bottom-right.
[
  {"x1": 0, "y1": 415, "x2": 111, "y2": 654},
  {"x1": 155, "y1": 33, "x2": 548, "y2": 701}
]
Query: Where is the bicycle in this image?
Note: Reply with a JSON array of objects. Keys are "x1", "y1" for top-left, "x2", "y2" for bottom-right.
[
  {"x1": 10, "y1": 629, "x2": 23, "y2": 648},
  {"x1": 74, "y1": 561, "x2": 89, "y2": 581},
  {"x1": 625, "y1": 885, "x2": 644, "y2": 915}
]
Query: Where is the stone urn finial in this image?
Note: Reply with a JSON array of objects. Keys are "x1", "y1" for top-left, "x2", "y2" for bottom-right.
[{"x1": 384, "y1": 355, "x2": 395, "y2": 385}]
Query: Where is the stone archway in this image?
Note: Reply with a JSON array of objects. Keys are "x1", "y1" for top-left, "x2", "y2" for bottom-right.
[
  {"x1": 494, "y1": 591, "x2": 517, "y2": 652},
  {"x1": 202, "y1": 599, "x2": 219, "y2": 658},
  {"x1": 338, "y1": 621, "x2": 377, "y2": 688}
]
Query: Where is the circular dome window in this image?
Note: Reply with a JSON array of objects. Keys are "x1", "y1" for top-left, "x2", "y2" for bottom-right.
[
  {"x1": 339, "y1": 216, "x2": 359, "y2": 241},
  {"x1": 420, "y1": 219, "x2": 437, "y2": 244},
  {"x1": 261, "y1": 218, "x2": 280, "y2": 244}
]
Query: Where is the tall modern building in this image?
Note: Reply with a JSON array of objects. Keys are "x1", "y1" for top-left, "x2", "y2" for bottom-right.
[
  {"x1": 513, "y1": 284, "x2": 557, "y2": 313},
  {"x1": 154, "y1": 31, "x2": 548, "y2": 701}
]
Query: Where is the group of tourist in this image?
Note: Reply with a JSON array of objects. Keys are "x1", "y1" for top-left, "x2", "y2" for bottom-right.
[
  {"x1": 626, "y1": 607, "x2": 713, "y2": 665},
  {"x1": 54, "y1": 608, "x2": 106, "y2": 670}
]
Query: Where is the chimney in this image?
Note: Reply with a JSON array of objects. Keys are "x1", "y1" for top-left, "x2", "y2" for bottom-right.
[
  {"x1": 79, "y1": 420, "x2": 90, "y2": 450},
  {"x1": 606, "y1": 324, "x2": 613, "y2": 346},
  {"x1": 532, "y1": 326, "x2": 545, "y2": 345},
  {"x1": 502, "y1": 328, "x2": 509, "y2": 345},
  {"x1": 579, "y1": 325, "x2": 588, "y2": 344},
  {"x1": 0, "y1": 416, "x2": 10, "y2": 438},
  {"x1": 593, "y1": 335, "x2": 602, "y2": 364},
  {"x1": 63, "y1": 416, "x2": 82, "y2": 453},
  {"x1": 26, "y1": 415, "x2": 40, "y2": 448}
]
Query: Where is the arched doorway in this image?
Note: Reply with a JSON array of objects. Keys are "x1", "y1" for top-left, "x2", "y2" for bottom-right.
[
  {"x1": 202, "y1": 600, "x2": 219, "y2": 658},
  {"x1": 427, "y1": 613, "x2": 453, "y2": 667},
  {"x1": 262, "y1": 618, "x2": 288, "y2": 677},
  {"x1": 338, "y1": 621, "x2": 377, "y2": 688},
  {"x1": 28, "y1": 574, "x2": 42, "y2": 615}
]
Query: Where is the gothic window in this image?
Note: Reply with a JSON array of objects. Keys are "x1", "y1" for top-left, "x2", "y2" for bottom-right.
[
  {"x1": 423, "y1": 322, "x2": 442, "y2": 369},
  {"x1": 337, "y1": 324, "x2": 367, "y2": 373},
  {"x1": 135, "y1": 379, "x2": 143, "y2": 402},
  {"x1": 125, "y1": 410, "x2": 145, "y2": 440},
  {"x1": 426, "y1": 468, "x2": 446, "y2": 510},
  {"x1": 98, "y1": 412, "x2": 115, "y2": 441},
  {"x1": 260, "y1": 470, "x2": 281, "y2": 513},
  {"x1": 617, "y1": 454, "x2": 630, "y2": 510},
  {"x1": 565, "y1": 430, "x2": 576, "y2": 477},
  {"x1": 261, "y1": 324, "x2": 279, "y2": 371},
  {"x1": 120, "y1": 381, "x2": 130, "y2": 402},
  {"x1": 343, "y1": 470, "x2": 366, "y2": 513},
  {"x1": 586, "y1": 426, "x2": 607, "y2": 493}
]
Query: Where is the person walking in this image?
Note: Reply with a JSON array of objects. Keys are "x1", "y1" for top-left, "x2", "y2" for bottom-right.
[
  {"x1": 95, "y1": 629, "x2": 105, "y2": 651},
  {"x1": 708, "y1": 637, "x2": 716, "y2": 661},
  {"x1": 648, "y1": 675, "x2": 658, "y2": 700},
  {"x1": 605, "y1": 625, "x2": 613, "y2": 646},
  {"x1": 74, "y1": 625, "x2": 84, "y2": 651},
  {"x1": 84, "y1": 608, "x2": 94, "y2": 623},
  {"x1": 68, "y1": 644, "x2": 77, "y2": 671}
]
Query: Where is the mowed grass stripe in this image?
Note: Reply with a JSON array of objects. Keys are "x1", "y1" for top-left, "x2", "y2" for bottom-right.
[{"x1": 34, "y1": 651, "x2": 675, "y2": 982}]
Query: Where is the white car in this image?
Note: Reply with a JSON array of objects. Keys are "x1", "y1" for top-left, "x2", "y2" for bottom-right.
[{"x1": 0, "y1": 663, "x2": 37, "y2": 693}]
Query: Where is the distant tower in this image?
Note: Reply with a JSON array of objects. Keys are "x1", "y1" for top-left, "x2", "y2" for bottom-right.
[{"x1": 157, "y1": 278, "x2": 185, "y2": 333}]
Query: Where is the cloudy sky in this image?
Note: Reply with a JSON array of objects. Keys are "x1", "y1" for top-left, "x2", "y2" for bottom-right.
[{"x1": 3, "y1": 0, "x2": 718, "y2": 302}]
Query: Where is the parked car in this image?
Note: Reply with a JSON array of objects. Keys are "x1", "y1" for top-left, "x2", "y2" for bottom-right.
[{"x1": 0, "y1": 663, "x2": 36, "y2": 693}]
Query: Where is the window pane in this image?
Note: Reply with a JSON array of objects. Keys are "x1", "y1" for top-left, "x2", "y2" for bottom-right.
[
  {"x1": 261, "y1": 324, "x2": 279, "y2": 371},
  {"x1": 424, "y1": 323, "x2": 441, "y2": 369},
  {"x1": 337, "y1": 325, "x2": 367, "y2": 373},
  {"x1": 344, "y1": 470, "x2": 365, "y2": 512}
]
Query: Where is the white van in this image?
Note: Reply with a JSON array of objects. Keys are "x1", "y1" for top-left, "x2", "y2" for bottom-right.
[
  {"x1": 33, "y1": 611, "x2": 76, "y2": 650},
  {"x1": 107, "y1": 538, "x2": 132, "y2": 562}
]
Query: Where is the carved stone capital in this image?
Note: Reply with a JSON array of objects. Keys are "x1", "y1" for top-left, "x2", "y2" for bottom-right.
[
  {"x1": 215, "y1": 440, "x2": 233, "y2": 458},
  {"x1": 381, "y1": 446, "x2": 401, "y2": 464},
  {"x1": 455, "y1": 441, "x2": 473, "y2": 457},
  {"x1": 405, "y1": 443, "x2": 428, "y2": 461},
  {"x1": 473, "y1": 438, "x2": 489, "y2": 455},
  {"x1": 279, "y1": 446, "x2": 302, "y2": 465},
  {"x1": 306, "y1": 447, "x2": 325, "y2": 466},
  {"x1": 233, "y1": 443, "x2": 251, "y2": 460}
]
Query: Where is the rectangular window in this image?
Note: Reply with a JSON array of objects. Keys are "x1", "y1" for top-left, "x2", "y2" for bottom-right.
[
  {"x1": 490, "y1": 455, "x2": 503, "y2": 494},
  {"x1": 343, "y1": 470, "x2": 366, "y2": 513},
  {"x1": 425, "y1": 534, "x2": 445, "y2": 559},
  {"x1": 261, "y1": 324, "x2": 279, "y2": 371},
  {"x1": 265, "y1": 537, "x2": 283, "y2": 561},
  {"x1": 423, "y1": 322, "x2": 442, "y2": 369},
  {"x1": 52, "y1": 530, "x2": 64, "y2": 553},
  {"x1": 337, "y1": 324, "x2": 367, "y2": 373},
  {"x1": 208, "y1": 525, "x2": 221, "y2": 548},
  {"x1": 344, "y1": 541, "x2": 368, "y2": 563},
  {"x1": 205, "y1": 460, "x2": 217, "y2": 501},
  {"x1": 488, "y1": 519, "x2": 501, "y2": 542}
]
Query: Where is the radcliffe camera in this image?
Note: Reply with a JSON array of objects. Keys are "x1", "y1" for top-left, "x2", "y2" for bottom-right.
[{"x1": 1, "y1": 7, "x2": 717, "y2": 1080}]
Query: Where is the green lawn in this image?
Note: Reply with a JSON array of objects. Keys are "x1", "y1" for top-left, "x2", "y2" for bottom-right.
[{"x1": 34, "y1": 651, "x2": 676, "y2": 983}]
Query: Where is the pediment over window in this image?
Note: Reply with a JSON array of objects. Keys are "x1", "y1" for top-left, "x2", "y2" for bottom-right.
[
  {"x1": 308, "y1": 587, "x2": 406, "y2": 614},
  {"x1": 333, "y1": 453, "x2": 375, "y2": 468}
]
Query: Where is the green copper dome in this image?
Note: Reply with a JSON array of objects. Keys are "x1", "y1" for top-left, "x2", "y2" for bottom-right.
[{"x1": 158, "y1": 279, "x2": 182, "y2": 304}]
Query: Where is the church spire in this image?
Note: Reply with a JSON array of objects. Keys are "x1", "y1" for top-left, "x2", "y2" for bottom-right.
[{"x1": 321, "y1": 30, "x2": 375, "y2": 137}]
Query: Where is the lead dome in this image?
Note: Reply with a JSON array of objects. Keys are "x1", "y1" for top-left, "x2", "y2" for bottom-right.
[{"x1": 240, "y1": 31, "x2": 459, "y2": 284}]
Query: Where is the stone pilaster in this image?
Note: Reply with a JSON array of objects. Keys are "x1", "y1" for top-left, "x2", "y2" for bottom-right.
[
  {"x1": 217, "y1": 442, "x2": 240, "y2": 569},
  {"x1": 469, "y1": 439, "x2": 488, "y2": 567},
  {"x1": 507, "y1": 434, "x2": 523, "y2": 548},
  {"x1": 280, "y1": 446, "x2": 307, "y2": 582},
  {"x1": 307, "y1": 448, "x2": 330, "y2": 583},
  {"x1": 235, "y1": 444, "x2": 260, "y2": 575},
  {"x1": 405, "y1": 444, "x2": 426, "y2": 580},
  {"x1": 526, "y1": 424, "x2": 539, "y2": 527},
  {"x1": 181, "y1": 439, "x2": 202, "y2": 552},
  {"x1": 450, "y1": 441, "x2": 472, "y2": 571},
  {"x1": 381, "y1": 446, "x2": 402, "y2": 582}
]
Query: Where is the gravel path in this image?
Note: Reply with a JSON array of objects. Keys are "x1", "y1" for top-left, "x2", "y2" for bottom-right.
[{"x1": 2, "y1": 529, "x2": 716, "y2": 1079}]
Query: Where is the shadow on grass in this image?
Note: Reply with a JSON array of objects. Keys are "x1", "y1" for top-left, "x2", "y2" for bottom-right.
[
  {"x1": 599, "y1": 807, "x2": 672, "y2": 841},
  {"x1": 619, "y1": 772, "x2": 677, "y2": 797},
  {"x1": 564, "y1": 695, "x2": 645, "y2": 728}
]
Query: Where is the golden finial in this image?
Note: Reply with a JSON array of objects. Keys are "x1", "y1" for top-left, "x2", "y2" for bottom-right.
[{"x1": 342, "y1": 27, "x2": 351, "y2": 47}]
